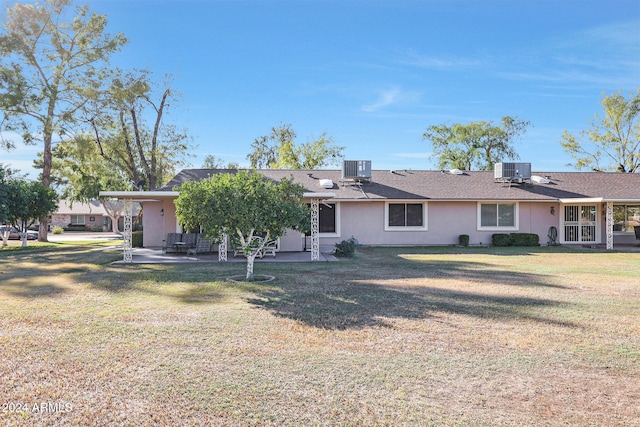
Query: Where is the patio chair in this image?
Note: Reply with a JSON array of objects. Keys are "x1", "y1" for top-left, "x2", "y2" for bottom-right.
[
  {"x1": 261, "y1": 239, "x2": 278, "y2": 258},
  {"x1": 181, "y1": 233, "x2": 197, "y2": 250},
  {"x1": 162, "y1": 233, "x2": 182, "y2": 253},
  {"x1": 187, "y1": 235, "x2": 214, "y2": 257},
  {"x1": 233, "y1": 235, "x2": 264, "y2": 258}
]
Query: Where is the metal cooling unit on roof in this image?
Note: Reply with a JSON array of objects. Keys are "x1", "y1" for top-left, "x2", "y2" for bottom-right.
[
  {"x1": 494, "y1": 162, "x2": 532, "y2": 186},
  {"x1": 342, "y1": 160, "x2": 372, "y2": 182}
]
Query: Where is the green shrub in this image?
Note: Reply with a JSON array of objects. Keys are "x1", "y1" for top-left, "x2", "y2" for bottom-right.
[
  {"x1": 334, "y1": 237, "x2": 359, "y2": 257},
  {"x1": 492, "y1": 233, "x2": 540, "y2": 247},
  {"x1": 52, "y1": 226, "x2": 64, "y2": 234},
  {"x1": 459, "y1": 234, "x2": 469, "y2": 247},
  {"x1": 492, "y1": 234, "x2": 512, "y2": 247},
  {"x1": 510, "y1": 233, "x2": 539, "y2": 246},
  {"x1": 64, "y1": 225, "x2": 87, "y2": 231},
  {"x1": 132, "y1": 231, "x2": 143, "y2": 248}
]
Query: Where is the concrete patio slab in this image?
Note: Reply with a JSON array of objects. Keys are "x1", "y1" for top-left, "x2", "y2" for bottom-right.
[{"x1": 112, "y1": 248, "x2": 338, "y2": 264}]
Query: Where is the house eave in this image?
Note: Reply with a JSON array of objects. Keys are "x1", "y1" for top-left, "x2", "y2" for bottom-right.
[
  {"x1": 303, "y1": 192, "x2": 336, "y2": 199},
  {"x1": 558, "y1": 197, "x2": 604, "y2": 204},
  {"x1": 100, "y1": 190, "x2": 337, "y2": 200},
  {"x1": 100, "y1": 191, "x2": 179, "y2": 199},
  {"x1": 600, "y1": 198, "x2": 640, "y2": 203}
]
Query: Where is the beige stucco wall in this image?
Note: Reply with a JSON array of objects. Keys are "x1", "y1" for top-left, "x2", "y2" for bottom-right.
[
  {"x1": 316, "y1": 201, "x2": 561, "y2": 248},
  {"x1": 141, "y1": 197, "x2": 640, "y2": 250},
  {"x1": 142, "y1": 199, "x2": 178, "y2": 248}
]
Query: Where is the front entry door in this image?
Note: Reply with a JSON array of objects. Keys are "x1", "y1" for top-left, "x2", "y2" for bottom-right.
[{"x1": 563, "y1": 205, "x2": 597, "y2": 243}]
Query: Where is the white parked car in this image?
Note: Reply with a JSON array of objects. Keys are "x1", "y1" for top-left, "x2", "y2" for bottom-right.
[{"x1": 0, "y1": 226, "x2": 39, "y2": 240}]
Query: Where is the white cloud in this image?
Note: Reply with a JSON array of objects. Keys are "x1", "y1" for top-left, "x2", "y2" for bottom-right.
[
  {"x1": 361, "y1": 87, "x2": 421, "y2": 113},
  {"x1": 362, "y1": 87, "x2": 402, "y2": 113},
  {"x1": 395, "y1": 48, "x2": 486, "y2": 70}
]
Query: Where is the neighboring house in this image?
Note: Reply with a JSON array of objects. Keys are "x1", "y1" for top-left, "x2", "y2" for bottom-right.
[
  {"x1": 51, "y1": 200, "x2": 110, "y2": 231},
  {"x1": 100, "y1": 162, "x2": 640, "y2": 252}
]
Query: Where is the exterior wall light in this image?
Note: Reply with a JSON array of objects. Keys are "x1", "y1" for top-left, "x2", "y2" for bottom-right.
[{"x1": 550, "y1": 206, "x2": 555, "y2": 215}]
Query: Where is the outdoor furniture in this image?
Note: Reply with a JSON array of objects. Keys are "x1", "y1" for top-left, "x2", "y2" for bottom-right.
[
  {"x1": 173, "y1": 241, "x2": 189, "y2": 253},
  {"x1": 233, "y1": 235, "x2": 266, "y2": 258},
  {"x1": 182, "y1": 233, "x2": 197, "y2": 249},
  {"x1": 162, "y1": 233, "x2": 182, "y2": 253},
  {"x1": 162, "y1": 232, "x2": 198, "y2": 254},
  {"x1": 187, "y1": 235, "x2": 214, "y2": 257},
  {"x1": 635, "y1": 226, "x2": 640, "y2": 240},
  {"x1": 261, "y1": 240, "x2": 278, "y2": 258}
]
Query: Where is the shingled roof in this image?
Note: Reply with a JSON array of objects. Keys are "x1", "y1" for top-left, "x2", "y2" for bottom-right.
[{"x1": 158, "y1": 169, "x2": 640, "y2": 202}]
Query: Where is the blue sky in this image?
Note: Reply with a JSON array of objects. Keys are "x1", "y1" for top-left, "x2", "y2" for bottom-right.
[{"x1": 1, "y1": 0, "x2": 639, "y2": 179}]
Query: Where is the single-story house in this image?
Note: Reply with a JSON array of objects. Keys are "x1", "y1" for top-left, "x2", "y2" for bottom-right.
[
  {"x1": 100, "y1": 161, "x2": 640, "y2": 261},
  {"x1": 51, "y1": 200, "x2": 110, "y2": 231}
]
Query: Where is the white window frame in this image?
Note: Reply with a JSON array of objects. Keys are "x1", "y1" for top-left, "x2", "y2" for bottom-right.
[
  {"x1": 70, "y1": 214, "x2": 85, "y2": 225},
  {"x1": 613, "y1": 204, "x2": 640, "y2": 234},
  {"x1": 384, "y1": 201, "x2": 428, "y2": 231},
  {"x1": 477, "y1": 201, "x2": 519, "y2": 231}
]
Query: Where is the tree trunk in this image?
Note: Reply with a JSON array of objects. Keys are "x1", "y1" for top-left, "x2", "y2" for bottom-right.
[
  {"x1": 39, "y1": 99, "x2": 55, "y2": 242},
  {"x1": 39, "y1": 135, "x2": 52, "y2": 242},
  {"x1": 246, "y1": 253, "x2": 256, "y2": 281},
  {"x1": 110, "y1": 215, "x2": 121, "y2": 234},
  {"x1": 244, "y1": 232, "x2": 268, "y2": 281}
]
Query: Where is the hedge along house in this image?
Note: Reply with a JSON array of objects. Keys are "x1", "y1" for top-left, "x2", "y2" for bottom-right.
[{"x1": 100, "y1": 161, "x2": 640, "y2": 263}]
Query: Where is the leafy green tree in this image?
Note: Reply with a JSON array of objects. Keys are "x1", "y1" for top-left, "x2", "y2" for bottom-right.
[
  {"x1": 175, "y1": 170, "x2": 309, "y2": 280},
  {"x1": 3, "y1": 178, "x2": 58, "y2": 247},
  {"x1": 0, "y1": 164, "x2": 9, "y2": 225},
  {"x1": 82, "y1": 68, "x2": 193, "y2": 190},
  {"x1": 0, "y1": 163, "x2": 22, "y2": 245},
  {"x1": 560, "y1": 90, "x2": 640, "y2": 173},
  {"x1": 423, "y1": 116, "x2": 530, "y2": 171},
  {"x1": 0, "y1": 165, "x2": 9, "y2": 245},
  {"x1": 0, "y1": 0, "x2": 127, "y2": 240},
  {"x1": 50, "y1": 134, "x2": 129, "y2": 233},
  {"x1": 201, "y1": 154, "x2": 240, "y2": 169},
  {"x1": 247, "y1": 123, "x2": 344, "y2": 169}
]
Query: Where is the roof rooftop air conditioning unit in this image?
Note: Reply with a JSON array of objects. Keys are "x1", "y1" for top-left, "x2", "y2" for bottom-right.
[
  {"x1": 494, "y1": 162, "x2": 531, "y2": 180},
  {"x1": 342, "y1": 160, "x2": 372, "y2": 180}
]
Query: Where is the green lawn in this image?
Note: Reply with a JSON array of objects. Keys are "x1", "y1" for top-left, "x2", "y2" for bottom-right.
[{"x1": 1, "y1": 243, "x2": 639, "y2": 426}]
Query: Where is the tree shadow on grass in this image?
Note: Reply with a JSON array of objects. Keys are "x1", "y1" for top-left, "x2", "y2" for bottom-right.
[
  {"x1": 247, "y1": 280, "x2": 575, "y2": 330},
  {"x1": 247, "y1": 249, "x2": 577, "y2": 330},
  {"x1": 0, "y1": 245, "x2": 236, "y2": 301}
]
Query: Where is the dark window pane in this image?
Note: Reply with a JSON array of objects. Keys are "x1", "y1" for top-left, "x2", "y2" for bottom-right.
[
  {"x1": 406, "y1": 204, "x2": 423, "y2": 226},
  {"x1": 389, "y1": 204, "x2": 406, "y2": 226},
  {"x1": 481, "y1": 204, "x2": 497, "y2": 226},
  {"x1": 318, "y1": 204, "x2": 336, "y2": 233}
]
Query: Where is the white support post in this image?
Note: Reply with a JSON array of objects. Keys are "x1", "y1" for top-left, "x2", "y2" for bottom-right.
[
  {"x1": 123, "y1": 198, "x2": 133, "y2": 263},
  {"x1": 310, "y1": 198, "x2": 320, "y2": 261},
  {"x1": 218, "y1": 233, "x2": 228, "y2": 261},
  {"x1": 606, "y1": 201, "x2": 613, "y2": 250}
]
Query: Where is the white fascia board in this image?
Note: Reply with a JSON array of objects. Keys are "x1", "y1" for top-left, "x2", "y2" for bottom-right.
[
  {"x1": 303, "y1": 192, "x2": 336, "y2": 198},
  {"x1": 101, "y1": 190, "x2": 336, "y2": 199},
  {"x1": 601, "y1": 198, "x2": 640, "y2": 203},
  {"x1": 558, "y1": 197, "x2": 604, "y2": 204},
  {"x1": 99, "y1": 191, "x2": 179, "y2": 198}
]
